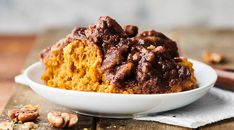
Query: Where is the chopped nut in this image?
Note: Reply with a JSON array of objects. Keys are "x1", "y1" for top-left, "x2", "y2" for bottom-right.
[
  {"x1": 153, "y1": 46, "x2": 165, "y2": 53},
  {"x1": 124, "y1": 25, "x2": 138, "y2": 37},
  {"x1": 132, "y1": 52, "x2": 141, "y2": 61},
  {"x1": 47, "y1": 112, "x2": 78, "y2": 128},
  {"x1": 21, "y1": 122, "x2": 38, "y2": 130},
  {"x1": 147, "y1": 45, "x2": 156, "y2": 50},
  {"x1": 7, "y1": 104, "x2": 39, "y2": 123},
  {"x1": 202, "y1": 51, "x2": 225, "y2": 64},
  {"x1": 21, "y1": 104, "x2": 38, "y2": 112},
  {"x1": 0, "y1": 121, "x2": 14, "y2": 130}
]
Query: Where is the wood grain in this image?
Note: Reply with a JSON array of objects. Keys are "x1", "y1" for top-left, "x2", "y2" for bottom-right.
[
  {"x1": 0, "y1": 81, "x2": 15, "y2": 113},
  {"x1": 0, "y1": 35, "x2": 35, "y2": 113},
  {"x1": 0, "y1": 35, "x2": 35, "y2": 80},
  {"x1": 200, "y1": 118, "x2": 234, "y2": 130},
  {"x1": 97, "y1": 119, "x2": 190, "y2": 130}
]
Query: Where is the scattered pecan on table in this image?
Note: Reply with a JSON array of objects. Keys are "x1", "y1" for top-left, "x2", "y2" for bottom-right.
[
  {"x1": 47, "y1": 112, "x2": 78, "y2": 128},
  {"x1": 7, "y1": 104, "x2": 39, "y2": 123},
  {"x1": 202, "y1": 50, "x2": 225, "y2": 64}
]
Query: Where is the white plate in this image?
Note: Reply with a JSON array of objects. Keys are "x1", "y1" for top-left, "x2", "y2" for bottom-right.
[{"x1": 23, "y1": 59, "x2": 217, "y2": 118}]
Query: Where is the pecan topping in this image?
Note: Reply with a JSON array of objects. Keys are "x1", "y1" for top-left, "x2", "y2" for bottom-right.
[{"x1": 124, "y1": 25, "x2": 138, "y2": 37}]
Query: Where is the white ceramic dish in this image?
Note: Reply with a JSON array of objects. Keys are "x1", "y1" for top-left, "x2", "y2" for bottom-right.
[{"x1": 22, "y1": 59, "x2": 217, "y2": 118}]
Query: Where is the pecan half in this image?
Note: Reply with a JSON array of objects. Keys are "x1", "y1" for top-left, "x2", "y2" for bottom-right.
[
  {"x1": 7, "y1": 104, "x2": 39, "y2": 123},
  {"x1": 47, "y1": 112, "x2": 78, "y2": 128},
  {"x1": 202, "y1": 51, "x2": 225, "y2": 64}
]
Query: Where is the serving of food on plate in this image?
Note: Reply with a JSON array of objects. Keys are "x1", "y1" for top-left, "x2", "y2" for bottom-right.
[
  {"x1": 22, "y1": 16, "x2": 217, "y2": 118},
  {"x1": 40, "y1": 16, "x2": 196, "y2": 94}
]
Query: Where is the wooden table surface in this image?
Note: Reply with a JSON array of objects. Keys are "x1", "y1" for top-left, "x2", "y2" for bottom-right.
[
  {"x1": 0, "y1": 28, "x2": 234, "y2": 130},
  {"x1": 0, "y1": 35, "x2": 35, "y2": 112}
]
